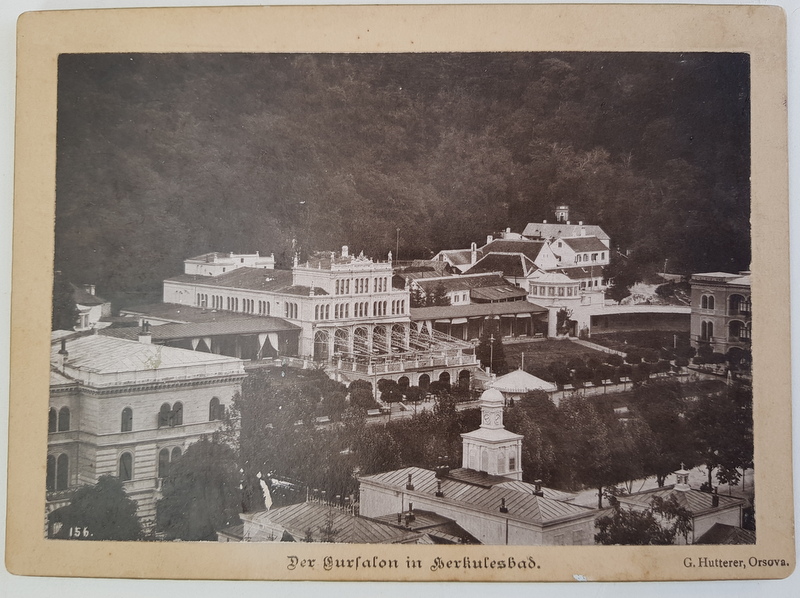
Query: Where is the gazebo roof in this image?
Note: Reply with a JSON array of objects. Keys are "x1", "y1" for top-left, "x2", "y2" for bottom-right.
[{"x1": 489, "y1": 369, "x2": 557, "y2": 393}]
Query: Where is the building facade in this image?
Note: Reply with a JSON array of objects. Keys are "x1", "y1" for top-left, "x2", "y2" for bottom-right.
[
  {"x1": 47, "y1": 333, "x2": 246, "y2": 532},
  {"x1": 689, "y1": 271, "x2": 752, "y2": 355}
]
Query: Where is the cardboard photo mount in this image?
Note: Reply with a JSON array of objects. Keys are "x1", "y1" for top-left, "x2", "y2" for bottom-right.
[{"x1": 6, "y1": 4, "x2": 792, "y2": 582}]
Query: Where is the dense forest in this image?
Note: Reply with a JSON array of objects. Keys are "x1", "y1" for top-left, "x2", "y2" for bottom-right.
[{"x1": 55, "y1": 52, "x2": 750, "y2": 307}]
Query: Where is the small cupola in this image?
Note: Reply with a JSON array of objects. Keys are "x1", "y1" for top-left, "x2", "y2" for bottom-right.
[{"x1": 674, "y1": 464, "x2": 691, "y2": 492}]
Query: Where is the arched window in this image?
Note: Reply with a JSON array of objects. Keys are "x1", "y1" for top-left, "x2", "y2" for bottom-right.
[
  {"x1": 708, "y1": 295, "x2": 715, "y2": 310},
  {"x1": 701, "y1": 321, "x2": 714, "y2": 341},
  {"x1": 121, "y1": 407, "x2": 133, "y2": 432},
  {"x1": 173, "y1": 402, "x2": 183, "y2": 426},
  {"x1": 46, "y1": 455, "x2": 56, "y2": 491},
  {"x1": 701, "y1": 295, "x2": 708, "y2": 309},
  {"x1": 576, "y1": 255, "x2": 582, "y2": 263},
  {"x1": 119, "y1": 453, "x2": 133, "y2": 481},
  {"x1": 56, "y1": 453, "x2": 69, "y2": 490},
  {"x1": 58, "y1": 407, "x2": 70, "y2": 432},
  {"x1": 48, "y1": 408, "x2": 57, "y2": 433},
  {"x1": 158, "y1": 448, "x2": 170, "y2": 479},
  {"x1": 171, "y1": 447, "x2": 182, "y2": 461},
  {"x1": 158, "y1": 403, "x2": 172, "y2": 428},
  {"x1": 209, "y1": 397, "x2": 222, "y2": 421}
]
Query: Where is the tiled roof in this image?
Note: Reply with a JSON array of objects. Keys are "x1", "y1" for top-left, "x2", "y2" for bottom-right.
[
  {"x1": 465, "y1": 253, "x2": 538, "y2": 278},
  {"x1": 561, "y1": 236, "x2": 609, "y2": 253},
  {"x1": 522, "y1": 222, "x2": 610, "y2": 241},
  {"x1": 244, "y1": 502, "x2": 417, "y2": 544},
  {"x1": 165, "y1": 268, "x2": 328, "y2": 296},
  {"x1": 470, "y1": 286, "x2": 529, "y2": 302},
  {"x1": 436, "y1": 249, "x2": 475, "y2": 266},
  {"x1": 101, "y1": 317, "x2": 299, "y2": 341},
  {"x1": 52, "y1": 334, "x2": 243, "y2": 375},
  {"x1": 480, "y1": 239, "x2": 547, "y2": 262},
  {"x1": 694, "y1": 523, "x2": 756, "y2": 545},
  {"x1": 619, "y1": 486, "x2": 744, "y2": 516},
  {"x1": 410, "y1": 300, "x2": 547, "y2": 321},
  {"x1": 71, "y1": 284, "x2": 107, "y2": 306},
  {"x1": 120, "y1": 303, "x2": 273, "y2": 324},
  {"x1": 360, "y1": 467, "x2": 595, "y2": 526},
  {"x1": 415, "y1": 273, "x2": 511, "y2": 293}
]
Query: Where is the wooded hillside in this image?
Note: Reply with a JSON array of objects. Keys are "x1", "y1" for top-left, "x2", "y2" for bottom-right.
[{"x1": 55, "y1": 53, "x2": 750, "y2": 306}]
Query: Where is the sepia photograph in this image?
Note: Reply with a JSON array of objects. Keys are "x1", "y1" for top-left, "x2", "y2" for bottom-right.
[
  {"x1": 5, "y1": 3, "x2": 793, "y2": 586},
  {"x1": 46, "y1": 50, "x2": 754, "y2": 547}
]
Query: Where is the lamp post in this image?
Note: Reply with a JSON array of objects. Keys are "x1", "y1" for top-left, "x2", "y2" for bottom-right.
[{"x1": 490, "y1": 334, "x2": 495, "y2": 374}]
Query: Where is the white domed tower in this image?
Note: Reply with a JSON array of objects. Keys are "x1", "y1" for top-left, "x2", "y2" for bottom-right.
[{"x1": 460, "y1": 388, "x2": 523, "y2": 480}]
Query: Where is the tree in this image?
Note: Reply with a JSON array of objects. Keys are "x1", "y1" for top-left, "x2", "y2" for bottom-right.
[
  {"x1": 156, "y1": 437, "x2": 241, "y2": 541},
  {"x1": 50, "y1": 476, "x2": 142, "y2": 540},
  {"x1": 426, "y1": 282, "x2": 452, "y2": 307},
  {"x1": 558, "y1": 394, "x2": 625, "y2": 506},
  {"x1": 475, "y1": 321, "x2": 508, "y2": 375},
  {"x1": 689, "y1": 383, "x2": 753, "y2": 490},
  {"x1": 52, "y1": 271, "x2": 78, "y2": 331},
  {"x1": 555, "y1": 308, "x2": 574, "y2": 336},
  {"x1": 629, "y1": 382, "x2": 697, "y2": 487},
  {"x1": 594, "y1": 494, "x2": 693, "y2": 545},
  {"x1": 348, "y1": 380, "x2": 378, "y2": 411}
]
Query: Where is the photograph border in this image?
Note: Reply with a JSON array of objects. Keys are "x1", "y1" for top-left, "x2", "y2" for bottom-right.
[{"x1": 6, "y1": 3, "x2": 792, "y2": 582}]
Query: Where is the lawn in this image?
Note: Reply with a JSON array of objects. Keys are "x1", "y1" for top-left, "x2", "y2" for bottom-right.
[{"x1": 503, "y1": 339, "x2": 610, "y2": 380}]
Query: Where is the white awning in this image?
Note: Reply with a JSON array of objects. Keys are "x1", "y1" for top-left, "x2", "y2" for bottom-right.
[
  {"x1": 516, "y1": 313, "x2": 532, "y2": 318},
  {"x1": 451, "y1": 318, "x2": 469, "y2": 325}
]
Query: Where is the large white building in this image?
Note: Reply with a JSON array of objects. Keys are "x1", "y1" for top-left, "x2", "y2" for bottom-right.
[
  {"x1": 143, "y1": 246, "x2": 480, "y2": 393},
  {"x1": 47, "y1": 333, "x2": 246, "y2": 532}
]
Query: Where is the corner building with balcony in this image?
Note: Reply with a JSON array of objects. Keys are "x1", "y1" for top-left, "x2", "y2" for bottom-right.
[
  {"x1": 47, "y1": 334, "x2": 245, "y2": 533},
  {"x1": 689, "y1": 272, "x2": 751, "y2": 355}
]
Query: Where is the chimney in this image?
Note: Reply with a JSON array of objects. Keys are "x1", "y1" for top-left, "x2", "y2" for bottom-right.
[
  {"x1": 138, "y1": 321, "x2": 152, "y2": 344},
  {"x1": 543, "y1": 219, "x2": 547, "y2": 224},
  {"x1": 470, "y1": 242, "x2": 477, "y2": 265},
  {"x1": 405, "y1": 502, "x2": 416, "y2": 525},
  {"x1": 406, "y1": 473, "x2": 414, "y2": 491},
  {"x1": 711, "y1": 488, "x2": 719, "y2": 507},
  {"x1": 342, "y1": 245, "x2": 349, "y2": 258},
  {"x1": 499, "y1": 498, "x2": 508, "y2": 513},
  {"x1": 505, "y1": 227, "x2": 511, "y2": 236},
  {"x1": 486, "y1": 235, "x2": 493, "y2": 245},
  {"x1": 533, "y1": 479, "x2": 544, "y2": 497},
  {"x1": 84, "y1": 284, "x2": 96, "y2": 296},
  {"x1": 435, "y1": 480, "x2": 444, "y2": 498},
  {"x1": 56, "y1": 339, "x2": 69, "y2": 370}
]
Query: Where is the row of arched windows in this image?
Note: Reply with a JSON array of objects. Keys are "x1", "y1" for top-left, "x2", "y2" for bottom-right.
[
  {"x1": 120, "y1": 398, "x2": 225, "y2": 432},
  {"x1": 158, "y1": 447, "x2": 182, "y2": 479},
  {"x1": 354, "y1": 302, "x2": 369, "y2": 318},
  {"x1": 226, "y1": 297, "x2": 239, "y2": 312},
  {"x1": 334, "y1": 277, "x2": 390, "y2": 295},
  {"x1": 701, "y1": 294, "x2": 716, "y2": 310},
  {"x1": 391, "y1": 299, "x2": 406, "y2": 315},
  {"x1": 700, "y1": 321, "x2": 714, "y2": 341},
  {"x1": 574, "y1": 252, "x2": 605, "y2": 263},
  {"x1": 258, "y1": 300, "x2": 270, "y2": 315},
  {"x1": 158, "y1": 402, "x2": 184, "y2": 428},
  {"x1": 284, "y1": 302, "x2": 298, "y2": 319},
  {"x1": 48, "y1": 407, "x2": 70, "y2": 433},
  {"x1": 373, "y1": 301, "x2": 387, "y2": 316},
  {"x1": 334, "y1": 304, "x2": 350, "y2": 319},
  {"x1": 46, "y1": 453, "x2": 69, "y2": 491}
]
